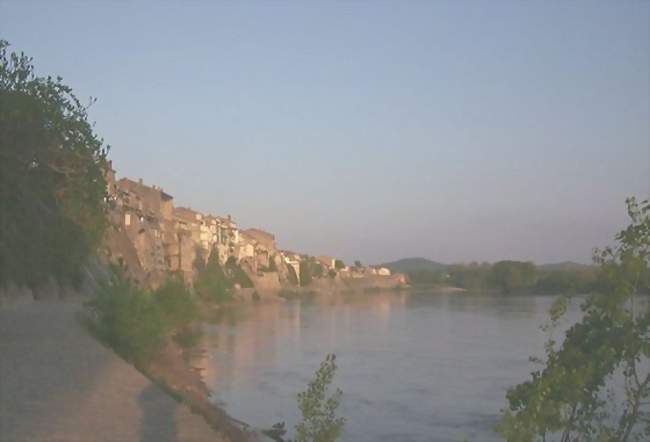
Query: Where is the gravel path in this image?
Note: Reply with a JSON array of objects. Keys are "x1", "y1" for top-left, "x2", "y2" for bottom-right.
[{"x1": 0, "y1": 299, "x2": 226, "y2": 442}]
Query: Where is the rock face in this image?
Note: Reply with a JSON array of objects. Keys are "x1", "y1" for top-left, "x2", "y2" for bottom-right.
[{"x1": 101, "y1": 165, "x2": 407, "y2": 294}]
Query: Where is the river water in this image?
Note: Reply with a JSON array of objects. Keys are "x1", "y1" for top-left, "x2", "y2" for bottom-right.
[{"x1": 195, "y1": 291, "x2": 582, "y2": 442}]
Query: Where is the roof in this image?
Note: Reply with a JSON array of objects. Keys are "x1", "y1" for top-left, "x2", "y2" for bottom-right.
[
  {"x1": 173, "y1": 207, "x2": 201, "y2": 223},
  {"x1": 116, "y1": 178, "x2": 173, "y2": 213},
  {"x1": 243, "y1": 228, "x2": 276, "y2": 249}
]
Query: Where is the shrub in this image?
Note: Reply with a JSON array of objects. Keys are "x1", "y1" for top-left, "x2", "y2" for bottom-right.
[
  {"x1": 88, "y1": 267, "x2": 199, "y2": 364},
  {"x1": 225, "y1": 256, "x2": 254, "y2": 288},
  {"x1": 293, "y1": 354, "x2": 345, "y2": 442},
  {"x1": 89, "y1": 269, "x2": 164, "y2": 364},
  {"x1": 154, "y1": 277, "x2": 197, "y2": 329},
  {"x1": 300, "y1": 260, "x2": 314, "y2": 286},
  {"x1": 195, "y1": 253, "x2": 233, "y2": 303}
]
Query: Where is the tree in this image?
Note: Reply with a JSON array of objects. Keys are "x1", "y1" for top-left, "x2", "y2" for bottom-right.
[
  {"x1": 488, "y1": 260, "x2": 537, "y2": 294},
  {"x1": 194, "y1": 252, "x2": 232, "y2": 303},
  {"x1": 300, "y1": 259, "x2": 314, "y2": 287},
  {"x1": 334, "y1": 260, "x2": 345, "y2": 270},
  {"x1": 293, "y1": 354, "x2": 345, "y2": 442},
  {"x1": 448, "y1": 262, "x2": 491, "y2": 290},
  {"x1": 498, "y1": 197, "x2": 650, "y2": 441},
  {"x1": 0, "y1": 40, "x2": 108, "y2": 288}
]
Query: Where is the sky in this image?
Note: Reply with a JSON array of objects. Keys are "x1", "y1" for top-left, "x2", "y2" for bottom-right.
[{"x1": 2, "y1": 1, "x2": 648, "y2": 265}]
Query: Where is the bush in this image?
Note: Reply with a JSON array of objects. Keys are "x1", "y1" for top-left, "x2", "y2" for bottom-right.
[
  {"x1": 89, "y1": 269, "x2": 164, "y2": 364},
  {"x1": 225, "y1": 256, "x2": 254, "y2": 289},
  {"x1": 300, "y1": 260, "x2": 314, "y2": 286},
  {"x1": 195, "y1": 253, "x2": 233, "y2": 303},
  {"x1": 154, "y1": 277, "x2": 197, "y2": 329},
  {"x1": 88, "y1": 267, "x2": 199, "y2": 364},
  {"x1": 293, "y1": 354, "x2": 345, "y2": 442}
]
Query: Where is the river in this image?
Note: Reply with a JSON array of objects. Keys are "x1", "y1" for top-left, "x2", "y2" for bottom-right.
[{"x1": 194, "y1": 291, "x2": 582, "y2": 442}]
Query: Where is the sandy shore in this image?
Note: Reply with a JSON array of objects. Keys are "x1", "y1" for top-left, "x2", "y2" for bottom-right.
[{"x1": 0, "y1": 298, "x2": 230, "y2": 442}]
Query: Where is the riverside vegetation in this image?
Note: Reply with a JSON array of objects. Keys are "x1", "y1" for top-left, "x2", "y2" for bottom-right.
[
  {"x1": 0, "y1": 40, "x2": 344, "y2": 442},
  {"x1": 498, "y1": 198, "x2": 650, "y2": 441},
  {"x1": 399, "y1": 259, "x2": 619, "y2": 295},
  {"x1": 1, "y1": 39, "x2": 646, "y2": 441}
]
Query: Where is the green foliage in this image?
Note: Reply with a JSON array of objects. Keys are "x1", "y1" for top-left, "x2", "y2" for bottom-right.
[
  {"x1": 89, "y1": 269, "x2": 164, "y2": 364},
  {"x1": 293, "y1": 354, "x2": 345, "y2": 442},
  {"x1": 407, "y1": 270, "x2": 447, "y2": 285},
  {"x1": 448, "y1": 260, "x2": 600, "y2": 294},
  {"x1": 533, "y1": 268, "x2": 599, "y2": 294},
  {"x1": 498, "y1": 197, "x2": 650, "y2": 442},
  {"x1": 195, "y1": 253, "x2": 233, "y2": 303},
  {"x1": 448, "y1": 262, "x2": 491, "y2": 290},
  {"x1": 334, "y1": 260, "x2": 345, "y2": 270},
  {"x1": 268, "y1": 255, "x2": 278, "y2": 272},
  {"x1": 225, "y1": 255, "x2": 254, "y2": 288},
  {"x1": 0, "y1": 40, "x2": 108, "y2": 288},
  {"x1": 489, "y1": 260, "x2": 537, "y2": 294},
  {"x1": 88, "y1": 267, "x2": 198, "y2": 364},
  {"x1": 298, "y1": 258, "x2": 329, "y2": 285},
  {"x1": 300, "y1": 265, "x2": 313, "y2": 286},
  {"x1": 154, "y1": 277, "x2": 197, "y2": 329}
]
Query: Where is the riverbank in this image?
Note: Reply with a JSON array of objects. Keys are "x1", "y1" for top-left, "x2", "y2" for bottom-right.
[{"x1": 0, "y1": 294, "x2": 238, "y2": 442}]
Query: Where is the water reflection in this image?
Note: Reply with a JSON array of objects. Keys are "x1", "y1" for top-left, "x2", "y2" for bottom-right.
[{"x1": 194, "y1": 292, "x2": 579, "y2": 442}]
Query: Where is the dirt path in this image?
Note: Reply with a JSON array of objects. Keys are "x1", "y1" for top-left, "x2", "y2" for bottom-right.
[{"x1": 0, "y1": 299, "x2": 228, "y2": 442}]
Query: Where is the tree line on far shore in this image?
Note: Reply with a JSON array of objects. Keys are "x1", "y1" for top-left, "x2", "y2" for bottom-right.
[{"x1": 406, "y1": 260, "x2": 650, "y2": 295}]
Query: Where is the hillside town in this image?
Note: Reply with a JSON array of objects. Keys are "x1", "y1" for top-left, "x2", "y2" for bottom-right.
[{"x1": 102, "y1": 163, "x2": 407, "y2": 297}]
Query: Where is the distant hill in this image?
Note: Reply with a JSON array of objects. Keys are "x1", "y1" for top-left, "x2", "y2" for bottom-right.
[
  {"x1": 539, "y1": 261, "x2": 595, "y2": 272},
  {"x1": 379, "y1": 257, "x2": 447, "y2": 274}
]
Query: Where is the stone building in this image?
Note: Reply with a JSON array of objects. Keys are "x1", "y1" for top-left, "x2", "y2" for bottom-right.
[
  {"x1": 100, "y1": 168, "x2": 405, "y2": 292},
  {"x1": 103, "y1": 177, "x2": 175, "y2": 287}
]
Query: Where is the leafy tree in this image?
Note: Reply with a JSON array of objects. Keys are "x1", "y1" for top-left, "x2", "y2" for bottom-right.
[
  {"x1": 334, "y1": 260, "x2": 345, "y2": 270},
  {"x1": 154, "y1": 277, "x2": 197, "y2": 329},
  {"x1": 300, "y1": 260, "x2": 314, "y2": 287},
  {"x1": 195, "y1": 252, "x2": 233, "y2": 303},
  {"x1": 488, "y1": 260, "x2": 537, "y2": 294},
  {"x1": 407, "y1": 270, "x2": 446, "y2": 285},
  {"x1": 293, "y1": 354, "x2": 345, "y2": 442},
  {"x1": 299, "y1": 257, "x2": 325, "y2": 286},
  {"x1": 448, "y1": 262, "x2": 491, "y2": 290},
  {"x1": 498, "y1": 197, "x2": 650, "y2": 441},
  {"x1": 534, "y1": 268, "x2": 599, "y2": 294},
  {"x1": 0, "y1": 40, "x2": 108, "y2": 288},
  {"x1": 88, "y1": 267, "x2": 164, "y2": 364},
  {"x1": 88, "y1": 267, "x2": 199, "y2": 364},
  {"x1": 225, "y1": 255, "x2": 254, "y2": 288}
]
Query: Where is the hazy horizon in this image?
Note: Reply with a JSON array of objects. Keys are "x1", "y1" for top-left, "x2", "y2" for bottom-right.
[{"x1": 2, "y1": 1, "x2": 648, "y2": 265}]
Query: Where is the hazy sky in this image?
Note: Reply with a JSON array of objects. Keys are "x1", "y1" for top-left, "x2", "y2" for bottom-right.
[{"x1": 2, "y1": 1, "x2": 648, "y2": 265}]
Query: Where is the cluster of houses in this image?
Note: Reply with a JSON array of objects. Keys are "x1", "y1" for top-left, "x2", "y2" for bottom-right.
[{"x1": 102, "y1": 164, "x2": 400, "y2": 293}]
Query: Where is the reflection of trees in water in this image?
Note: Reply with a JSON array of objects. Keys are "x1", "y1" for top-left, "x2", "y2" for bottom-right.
[
  {"x1": 405, "y1": 290, "x2": 558, "y2": 320},
  {"x1": 194, "y1": 292, "x2": 413, "y2": 389}
]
